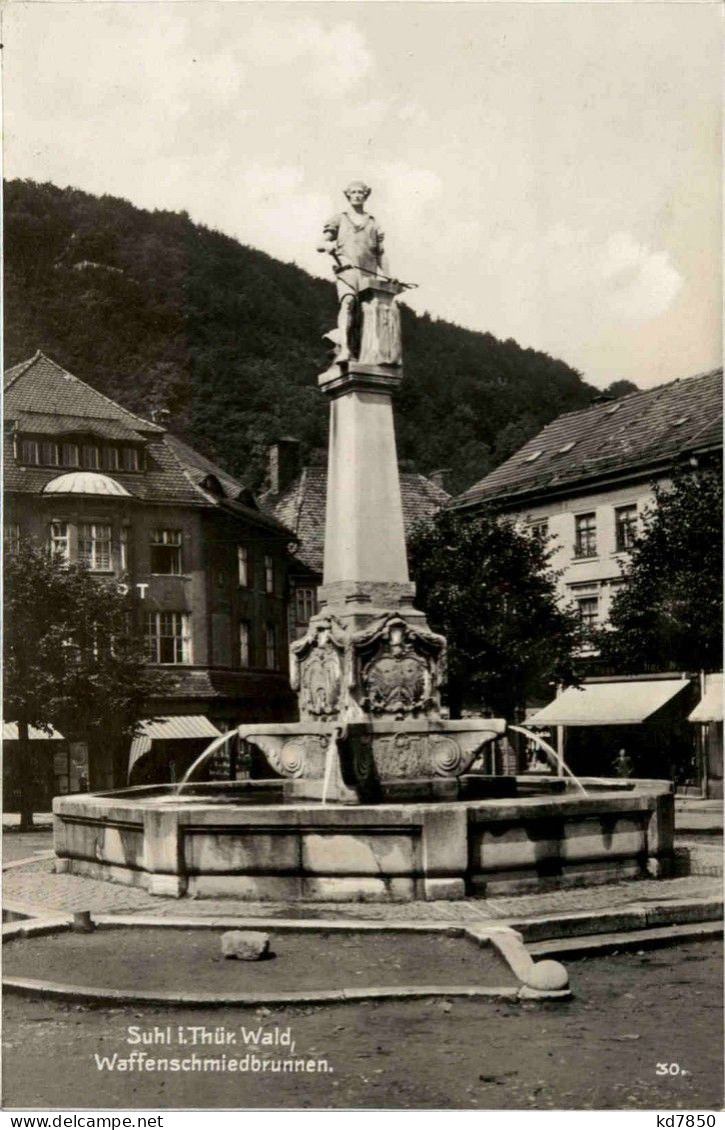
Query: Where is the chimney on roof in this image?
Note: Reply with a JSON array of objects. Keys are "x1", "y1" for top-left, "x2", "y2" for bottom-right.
[
  {"x1": 150, "y1": 407, "x2": 171, "y2": 427},
  {"x1": 267, "y1": 437, "x2": 301, "y2": 495},
  {"x1": 428, "y1": 468, "x2": 451, "y2": 491}
]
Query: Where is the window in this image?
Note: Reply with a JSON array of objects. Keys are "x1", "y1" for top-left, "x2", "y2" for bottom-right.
[
  {"x1": 574, "y1": 512, "x2": 597, "y2": 558},
  {"x1": 40, "y1": 441, "x2": 60, "y2": 466},
  {"x1": 264, "y1": 554, "x2": 275, "y2": 594},
  {"x1": 78, "y1": 523, "x2": 112, "y2": 570},
  {"x1": 61, "y1": 442, "x2": 79, "y2": 467},
  {"x1": 104, "y1": 446, "x2": 122, "y2": 472},
  {"x1": 237, "y1": 545, "x2": 249, "y2": 587},
  {"x1": 81, "y1": 444, "x2": 100, "y2": 470},
  {"x1": 576, "y1": 596, "x2": 599, "y2": 631},
  {"x1": 19, "y1": 439, "x2": 39, "y2": 465},
  {"x1": 239, "y1": 621, "x2": 251, "y2": 667},
  {"x1": 295, "y1": 586, "x2": 316, "y2": 624},
  {"x1": 529, "y1": 520, "x2": 549, "y2": 541},
  {"x1": 265, "y1": 623, "x2": 277, "y2": 669},
  {"x1": 122, "y1": 447, "x2": 141, "y2": 472},
  {"x1": 150, "y1": 529, "x2": 182, "y2": 575},
  {"x1": 615, "y1": 505, "x2": 638, "y2": 552},
  {"x1": 4, "y1": 524, "x2": 21, "y2": 555},
  {"x1": 50, "y1": 521, "x2": 70, "y2": 564},
  {"x1": 119, "y1": 526, "x2": 129, "y2": 572},
  {"x1": 145, "y1": 611, "x2": 191, "y2": 664}
]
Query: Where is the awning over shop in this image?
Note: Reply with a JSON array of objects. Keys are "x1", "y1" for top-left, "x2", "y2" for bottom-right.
[
  {"x1": 128, "y1": 715, "x2": 222, "y2": 773},
  {"x1": 2, "y1": 722, "x2": 65, "y2": 741},
  {"x1": 527, "y1": 678, "x2": 691, "y2": 727},
  {"x1": 689, "y1": 674, "x2": 723, "y2": 724}
]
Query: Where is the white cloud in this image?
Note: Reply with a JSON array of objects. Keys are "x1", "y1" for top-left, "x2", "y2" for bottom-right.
[
  {"x1": 239, "y1": 16, "x2": 373, "y2": 96},
  {"x1": 600, "y1": 233, "x2": 683, "y2": 320}
]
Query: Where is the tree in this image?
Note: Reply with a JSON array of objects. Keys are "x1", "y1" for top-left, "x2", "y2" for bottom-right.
[
  {"x1": 3, "y1": 542, "x2": 170, "y2": 825},
  {"x1": 602, "y1": 379, "x2": 639, "y2": 400},
  {"x1": 408, "y1": 509, "x2": 582, "y2": 719},
  {"x1": 597, "y1": 469, "x2": 723, "y2": 673}
]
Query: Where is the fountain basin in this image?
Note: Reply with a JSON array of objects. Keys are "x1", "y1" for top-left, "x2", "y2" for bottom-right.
[
  {"x1": 53, "y1": 779, "x2": 674, "y2": 901},
  {"x1": 232, "y1": 719, "x2": 507, "y2": 801}
]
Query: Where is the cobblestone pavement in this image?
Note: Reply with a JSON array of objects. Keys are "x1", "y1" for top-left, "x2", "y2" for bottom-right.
[{"x1": 3, "y1": 854, "x2": 722, "y2": 923}]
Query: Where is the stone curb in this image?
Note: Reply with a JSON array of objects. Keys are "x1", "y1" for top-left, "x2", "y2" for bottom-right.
[
  {"x1": 2, "y1": 974, "x2": 544, "y2": 1007},
  {"x1": 506, "y1": 896, "x2": 723, "y2": 942},
  {"x1": 528, "y1": 919, "x2": 723, "y2": 958},
  {"x1": 2, "y1": 851, "x2": 55, "y2": 872},
  {"x1": 2, "y1": 917, "x2": 571, "y2": 1003},
  {"x1": 90, "y1": 914, "x2": 479, "y2": 934}
]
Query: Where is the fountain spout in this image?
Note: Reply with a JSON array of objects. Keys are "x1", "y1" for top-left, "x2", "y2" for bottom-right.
[
  {"x1": 508, "y1": 724, "x2": 588, "y2": 795},
  {"x1": 176, "y1": 730, "x2": 238, "y2": 793}
]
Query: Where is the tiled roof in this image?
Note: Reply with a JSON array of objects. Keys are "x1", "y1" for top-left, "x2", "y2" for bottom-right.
[
  {"x1": 3, "y1": 354, "x2": 290, "y2": 532},
  {"x1": 260, "y1": 467, "x2": 450, "y2": 574},
  {"x1": 454, "y1": 368, "x2": 723, "y2": 509},
  {"x1": 163, "y1": 433, "x2": 250, "y2": 502},
  {"x1": 164, "y1": 434, "x2": 293, "y2": 535},
  {"x1": 8, "y1": 411, "x2": 146, "y2": 443},
  {"x1": 4, "y1": 352, "x2": 163, "y2": 435},
  {"x1": 4, "y1": 435, "x2": 207, "y2": 507}
]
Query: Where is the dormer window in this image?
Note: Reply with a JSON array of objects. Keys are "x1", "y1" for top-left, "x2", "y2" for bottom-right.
[
  {"x1": 103, "y1": 447, "x2": 122, "y2": 472},
  {"x1": 523, "y1": 450, "x2": 543, "y2": 463},
  {"x1": 40, "y1": 441, "x2": 61, "y2": 466},
  {"x1": 61, "y1": 443, "x2": 80, "y2": 467},
  {"x1": 558, "y1": 441, "x2": 576, "y2": 454},
  {"x1": 81, "y1": 444, "x2": 100, "y2": 470},
  {"x1": 16, "y1": 434, "x2": 144, "y2": 471},
  {"x1": 19, "y1": 439, "x2": 40, "y2": 464},
  {"x1": 122, "y1": 447, "x2": 142, "y2": 472}
]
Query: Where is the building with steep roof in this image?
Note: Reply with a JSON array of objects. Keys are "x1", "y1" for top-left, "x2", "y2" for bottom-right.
[
  {"x1": 451, "y1": 368, "x2": 723, "y2": 794},
  {"x1": 452, "y1": 368, "x2": 723, "y2": 632},
  {"x1": 4, "y1": 353, "x2": 296, "y2": 793},
  {"x1": 259, "y1": 439, "x2": 451, "y2": 639}
]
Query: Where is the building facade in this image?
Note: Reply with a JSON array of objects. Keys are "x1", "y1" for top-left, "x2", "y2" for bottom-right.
[
  {"x1": 4, "y1": 353, "x2": 296, "y2": 791},
  {"x1": 451, "y1": 368, "x2": 723, "y2": 792},
  {"x1": 452, "y1": 368, "x2": 723, "y2": 636}
]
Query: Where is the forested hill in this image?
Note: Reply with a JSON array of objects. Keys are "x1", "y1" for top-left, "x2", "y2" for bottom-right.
[{"x1": 5, "y1": 179, "x2": 607, "y2": 493}]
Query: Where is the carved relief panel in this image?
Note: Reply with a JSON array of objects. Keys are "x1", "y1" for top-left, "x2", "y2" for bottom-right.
[
  {"x1": 352, "y1": 614, "x2": 446, "y2": 720},
  {"x1": 290, "y1": 615, "x2": 348, "y2": 721}
]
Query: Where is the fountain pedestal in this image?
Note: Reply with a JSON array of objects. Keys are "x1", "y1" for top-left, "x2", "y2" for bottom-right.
[{"x1": 244, "y1": 280, "x2": 507, "y2": 802}]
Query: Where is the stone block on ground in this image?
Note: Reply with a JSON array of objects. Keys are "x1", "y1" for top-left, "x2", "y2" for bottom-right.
[{"x1": 221, "y1": 929, "x2": 270, "y2": 960}]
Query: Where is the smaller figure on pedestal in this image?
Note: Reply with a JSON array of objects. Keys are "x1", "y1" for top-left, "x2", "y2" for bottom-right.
[{"x1": 318, "y1": 181, "x2": 403, "y2": 368}]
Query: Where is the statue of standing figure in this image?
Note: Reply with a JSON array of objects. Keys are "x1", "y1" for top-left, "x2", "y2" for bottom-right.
[{"x1": 317, "y1": 181, "x2": 390, "y2": 364}]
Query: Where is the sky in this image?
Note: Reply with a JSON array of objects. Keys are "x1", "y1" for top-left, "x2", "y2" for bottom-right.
[{"x1": 3, "y1": 1, "x2": 721, "y2": 389}]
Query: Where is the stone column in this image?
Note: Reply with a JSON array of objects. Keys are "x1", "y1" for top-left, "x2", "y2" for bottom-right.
[
  {"x1": 316, "y1": 279, "x2": 422, "y2": 631},
  {"x1": 318, "y1": 363, "x2": 416, "y2": 613}
]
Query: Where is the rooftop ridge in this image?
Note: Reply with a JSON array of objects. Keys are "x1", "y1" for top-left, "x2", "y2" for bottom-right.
[
  {"x1": 540, "y1": 366, "x2": 723, "y2": 425},
  {"x1": 4, "y1": 352, "x2": 165, "y2": 434},
  {"x1": 3, "y1": 351, "x2": 42, "y2": 391},
  {"x1": 454, "y1": 367, "x2": 723, "y2": 508}
]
